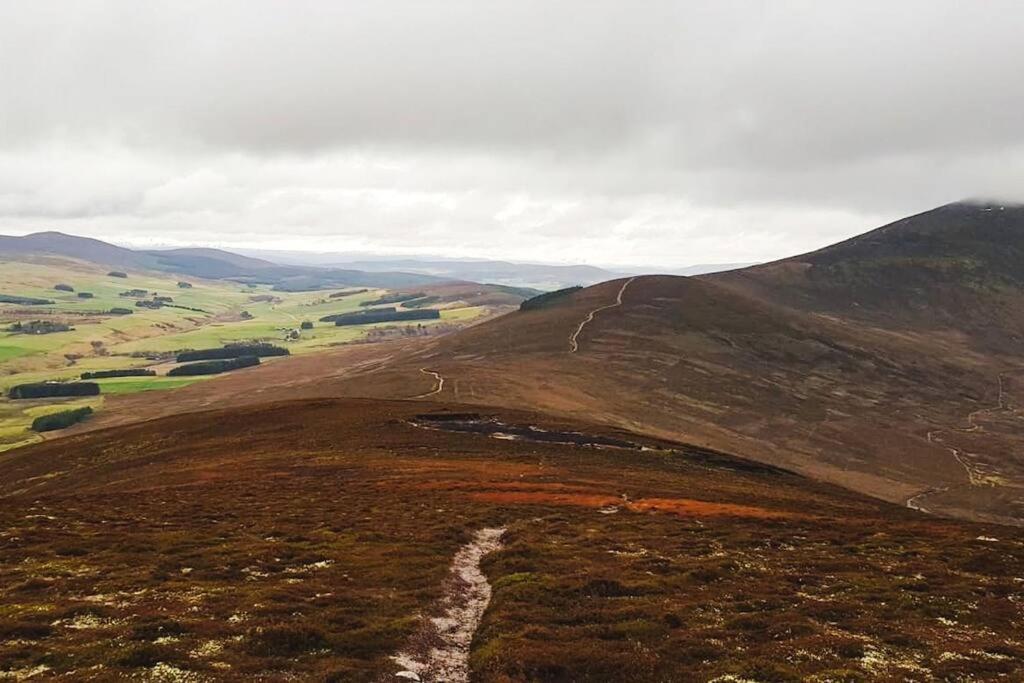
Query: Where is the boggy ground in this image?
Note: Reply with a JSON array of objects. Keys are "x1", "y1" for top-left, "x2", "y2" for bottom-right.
[{"x1": 1, "y1": 398, "x2": 1022, "y2": 681}]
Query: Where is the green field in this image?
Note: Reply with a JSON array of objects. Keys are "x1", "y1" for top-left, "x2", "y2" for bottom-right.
[
  {"x1": 0, "y1": 255, "x2": 489, "y2": 448},
  {"x1": 92, "y1": 376, "x2": 208, "y2": 394}
]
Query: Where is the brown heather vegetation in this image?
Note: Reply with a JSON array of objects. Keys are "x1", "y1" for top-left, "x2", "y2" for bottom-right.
[
  {"x1": 1, "y1": 399, "x2": 1022, "y2": 680},
  {"x1": 73, "y1": 204, "x2": 1024, "y2": 526}
]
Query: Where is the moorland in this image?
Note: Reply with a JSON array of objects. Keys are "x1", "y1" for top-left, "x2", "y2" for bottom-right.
[{"x1": 3, "y1": 204, "x2": 1024, "y2": 681}]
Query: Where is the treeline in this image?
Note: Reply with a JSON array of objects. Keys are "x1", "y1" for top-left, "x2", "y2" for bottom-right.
[
  {"x1": 108, "y1": 307, "x2": 133, "y2": 315},
  {"x1": 176, "y1": 344, "x2": 289, "y2": 362},
  {"x1": 329, "y1": 289, "x2": 368, "y2": 298},
  {"x1": 329, "y1": 309, "x2": 441, "y2": 326},
  {"x1": 54, "y1": 283, "x2": 74, "y2": 292},
  {"x1": 108, "y1": 271, "x2": 128, "y2": 278},
  {"x1": 403, "y1": 295, "x2": 442, "y2": 308},
  {"x1": 519, "y1": 286, "x2": 583, "y2": 311},
  {"x1": 320, "y1": 306, "x2": 395, "y2": 322},
  {"x1": 9, "y1": 320, "x2": 72, "y2": 335},
  {"x1": 0, "y1": 293, "x2": 54, "y2": 306},
  {"x1": 81, "y1": 369, "x2": 155, "y2": 379},
  {"x1": 9, "y1": 382, "x2": 100, "y2": 399},
  {"x1": 169, "y1": 355, "x2": 260, "y2": 376},
  {"x1": 360, "y1": 292, "x2": 426, "y2": 307},
  {"x1": 133, "y1": 299, "x2": 207, "y2": 312},
  {"x1": 162, "y1": 303, "x2": 208, "y2": 313},
  {"x1": 31, "y1": 406, "x2": 93, "y2": 432}
]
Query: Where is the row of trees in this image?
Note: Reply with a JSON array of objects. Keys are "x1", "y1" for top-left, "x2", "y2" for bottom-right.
[
  {"x1": 80, "y1": 369, "x2": 155, "y2": 379},
  {"x1": 0, "y1": 293, "x2": 54, "y2": 305},
  {"x1": 169, "y1": 355, "x2": 260, "y2": 376},
  {"x1": 519, "y1": 286, "x2": 583, "y2": 311},
  {"x1": 325, "y1": 308, "x2": 441, "y2": 326},
  {"x1": 9, "y1": 382, "x2": 100, "y2": 399},
  {"x1": 9, "y1": 320, "x2": 73, "y2": 335},
  {"x1": 359, "y1": 291, "x2": 426, "y2": 307},
  {"x1": 176, "y1": 343, "x2": 289, "y2": 362},
  {"x1": 329, "y1": 288, "x2": 367, "y2": 298},
  {"x1": 31, "y1": 406, "x2": 93, "y2": 432}
]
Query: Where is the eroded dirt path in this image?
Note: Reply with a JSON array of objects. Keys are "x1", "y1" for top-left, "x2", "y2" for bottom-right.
[
  {"x1": 907, "y1": 373, "x2": 1012, "y2": 511},
  {"x1": 412, "y1": 368, "x2": 445, "y2": 399},
  {"x1": 391, "y1": 527, "x2": 506, "y2": 682},
  {"x1": 568, "y1": 276, "x2": 637, "y2": 353}
]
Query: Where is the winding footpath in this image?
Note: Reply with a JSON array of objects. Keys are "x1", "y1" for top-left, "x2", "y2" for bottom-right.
[
  {"x1": 392, "y1": 527, "x2": 506, "y2": 682},
  {"x1": 906, "y1": 373, "x2": 1010, "y2": 511},
  {"x1": 568, "y1": 276, "x2": 637, "y2": 353},
  {"x1": 412, "y1": 368, "x2": 445, "y2": 399}
]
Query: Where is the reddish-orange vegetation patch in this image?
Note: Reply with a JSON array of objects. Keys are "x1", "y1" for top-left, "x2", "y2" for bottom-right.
[
  {"x1": 387, "y1": 458, "x2": 553, "y2": 479},
  {"x1": 628, "y1": 497, "x2": 801, "y2": 519},
  {"x1": 409, "y1": 480, "x2": 594, "y2": 493},
  {"x1": 466, "y1": 490, "x2": 804, "y2": 519}
]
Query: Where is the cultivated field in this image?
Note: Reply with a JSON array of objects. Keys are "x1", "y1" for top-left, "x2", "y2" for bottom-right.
[{"x1": 0, "y1": 255, "x2": 495, "y2": 450}]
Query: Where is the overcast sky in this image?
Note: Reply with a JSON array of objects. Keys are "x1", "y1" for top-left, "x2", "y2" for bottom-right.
[{"x1": 1, "y1": 1, "x2": 1021, "y2": 268}]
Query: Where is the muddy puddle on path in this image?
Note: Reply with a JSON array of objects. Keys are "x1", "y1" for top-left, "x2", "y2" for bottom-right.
[
  {"x1": 411, "y1": 414, "x2": 787, "y2": 476},
  {"x1": 390, "y1": 527, "x2": 506, "y2": 683}
]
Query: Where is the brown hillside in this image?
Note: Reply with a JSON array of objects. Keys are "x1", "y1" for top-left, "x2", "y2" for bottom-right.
[
  {"x1": 321, "y1": 204, "x2": 1024, "y2": 525},
  {"x1": 2, "y1": 398, "x2": 1022, "y2": 680},
  {"x1": 64, "y1": 203, "x2": 1024, "y2": 525}
]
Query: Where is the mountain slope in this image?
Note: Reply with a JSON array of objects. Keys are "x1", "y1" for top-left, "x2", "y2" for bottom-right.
[
  {"x1": 320, "y1": 202, "x2": 1024, "y2": 525},
  {"x1": 36, "y1": 203, "x2": 1024, "y2": 524},
  {"x1": 711, "y1": 202, "x2": 1024, "y2": 349},
  {"x1": 0, "y1": 231, "x2": 152, "y2": 267}
]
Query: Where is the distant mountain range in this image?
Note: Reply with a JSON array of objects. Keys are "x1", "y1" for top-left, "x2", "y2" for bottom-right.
[
  {"x1": 234, "y1": 248, "x2": 750, "y2": 289},
  {"x1": 0, "y1": 232, "x2": 739, "y2": 292},
  {"x1": 0, "y1": 232, "x2": 446, "y2": 291}
]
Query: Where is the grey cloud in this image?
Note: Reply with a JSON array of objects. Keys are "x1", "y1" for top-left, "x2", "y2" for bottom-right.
[{"x1": 0, "y1": 1, "x2": 1021, "y2": 265}]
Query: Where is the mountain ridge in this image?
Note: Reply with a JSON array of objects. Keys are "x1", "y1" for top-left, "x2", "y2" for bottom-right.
[
  {"x1": 0, "y1": 230, "x2": 448, "y2": 290},
  {"x1": 316, "y1": 201, "x2": 1024, "y2": 524}
]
